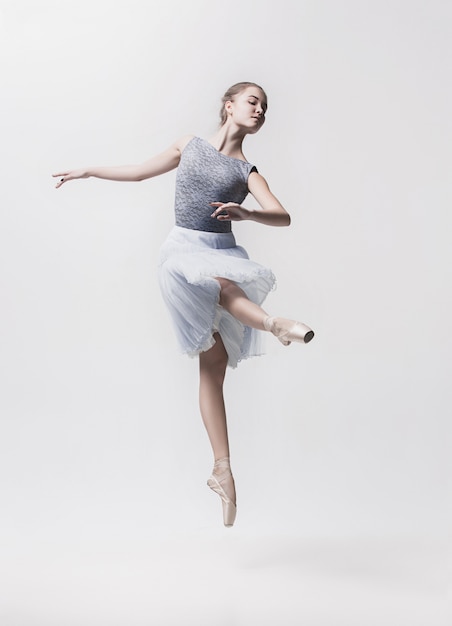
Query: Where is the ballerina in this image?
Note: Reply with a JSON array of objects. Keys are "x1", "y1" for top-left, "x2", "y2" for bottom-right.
[{"x1": 53, "y1": 81, "x2": 314, "y2": 527}]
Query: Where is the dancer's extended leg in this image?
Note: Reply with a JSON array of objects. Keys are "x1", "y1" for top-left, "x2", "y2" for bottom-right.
[
  {"x1": 216, "y1": 277, "x2": 268, "y2": 329},
  {"x1": 216, "y1": 277, "x2": 314, "y2": 343}
]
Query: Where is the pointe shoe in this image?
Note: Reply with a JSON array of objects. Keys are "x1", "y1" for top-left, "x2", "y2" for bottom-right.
[
  {"x1": 264, "y1": 316, "x2": 315, "y2": 346},
  {"x1": 207, "y1": 457, "x2": 237, "y2": 527}
]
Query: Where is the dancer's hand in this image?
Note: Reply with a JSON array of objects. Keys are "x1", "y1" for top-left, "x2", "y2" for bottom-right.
[
  {"x1": 52, "y1": 169, "x2": 89, "y2": 188},
  {"x1": 210, "y1": 202, "x2": 252, "y2": 222}
]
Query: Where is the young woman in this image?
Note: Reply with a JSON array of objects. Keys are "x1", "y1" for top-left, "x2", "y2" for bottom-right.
[{"x1": 53, "y1": 82, "x2": 314, "y2": 527}]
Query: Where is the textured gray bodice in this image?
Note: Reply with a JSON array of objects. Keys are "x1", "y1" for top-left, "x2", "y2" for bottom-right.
[{"x1": 174, "y1": 136, "x2": 257, "y2": 233}]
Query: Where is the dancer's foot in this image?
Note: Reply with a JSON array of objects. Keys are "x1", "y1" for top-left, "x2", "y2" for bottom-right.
[
  {"x1": 264, "y1": 316, "x2": 315, "y2": 345},
  {"x1": 207, "y1": 457, "x2": 237, "y2": 527}
]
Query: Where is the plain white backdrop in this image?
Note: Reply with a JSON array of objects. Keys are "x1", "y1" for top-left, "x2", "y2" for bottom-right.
[{"x1": 0, "y1": 1, "x2": 450, "y2": 624}]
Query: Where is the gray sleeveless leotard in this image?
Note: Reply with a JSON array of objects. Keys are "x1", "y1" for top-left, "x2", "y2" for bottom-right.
[
  {"x1": 174, "y1": 137, "x2": 257, "y2": 233},
  {"x1": 158, "y1": 135, "x2": 275, "y2": 367}
]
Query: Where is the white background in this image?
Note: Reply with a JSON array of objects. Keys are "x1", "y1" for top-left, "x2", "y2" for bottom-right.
[{"x1": 0, "y1": 1, "x2": 450, "y2": 624}]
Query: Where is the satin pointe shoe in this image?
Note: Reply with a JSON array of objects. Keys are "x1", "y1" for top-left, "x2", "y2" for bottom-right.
[
  {"x1": 207, "y1": 457, "x2": 237, "y2": 527},
  {"x1": 264, "y1": 316, "x2": 315, "y2": 346}
]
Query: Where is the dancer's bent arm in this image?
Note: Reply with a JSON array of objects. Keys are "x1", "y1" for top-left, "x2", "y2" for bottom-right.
[
  {"x1": 53, "y1": 135, "x2": 193, "y2": 188},
  {"x1": 210, "y1": 170, "x2": 291, "y2": 227}
]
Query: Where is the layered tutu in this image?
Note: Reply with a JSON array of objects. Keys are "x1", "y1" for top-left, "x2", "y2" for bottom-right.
[{"x1": 158, "y1": 226, "x2": 276, "y2": 368}]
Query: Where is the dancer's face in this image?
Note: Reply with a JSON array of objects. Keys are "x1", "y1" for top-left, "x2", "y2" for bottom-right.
[{"x1": 225, "y1": 86, "x2": 267, "y2": 133}]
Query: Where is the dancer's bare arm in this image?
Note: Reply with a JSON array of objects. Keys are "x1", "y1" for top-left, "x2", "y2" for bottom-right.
[
  {"x1": 53, "y1": 135, "x2": 193, "y2": 188},
  {"x1": 210, "y1": 171, "x2": 291, "y2": 227}
]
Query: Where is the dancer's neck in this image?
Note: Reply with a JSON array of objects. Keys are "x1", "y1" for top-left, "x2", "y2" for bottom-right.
[{"x1": 208, "y1": 125, "x2": 247, "y2": 160}]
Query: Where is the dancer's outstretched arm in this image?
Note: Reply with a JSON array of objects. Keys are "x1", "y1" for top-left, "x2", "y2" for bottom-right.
[{"x1": 52, "y1": 135, "x2": 194, "y2": 188}]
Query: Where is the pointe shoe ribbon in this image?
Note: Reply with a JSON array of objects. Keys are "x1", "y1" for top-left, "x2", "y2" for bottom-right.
[{"x1": 264, "y1": 316, "x2": 315, "y2": 346}]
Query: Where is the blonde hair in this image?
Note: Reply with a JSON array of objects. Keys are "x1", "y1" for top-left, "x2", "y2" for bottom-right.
[{"x1": 220, "y1": 82, "x2": 267, "y2": 126}]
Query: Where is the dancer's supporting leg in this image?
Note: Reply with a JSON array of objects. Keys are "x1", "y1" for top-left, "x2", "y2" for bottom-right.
[
  {"x1": 199, "y1": 333, "x2": 230, "y2": 462},
  {"x1": 199, "y1": 333, "x2": 236, "y2": 524}
]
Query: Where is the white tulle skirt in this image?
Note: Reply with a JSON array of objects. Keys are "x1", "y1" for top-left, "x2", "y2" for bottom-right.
[{"x1": 158, "y1": 226, "x2": 276, "y2": 368}]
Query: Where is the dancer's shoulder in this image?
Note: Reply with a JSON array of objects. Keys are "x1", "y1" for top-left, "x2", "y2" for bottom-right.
[{"x1": 174, "y1": 135, "x2": 196, "y2": 154}]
